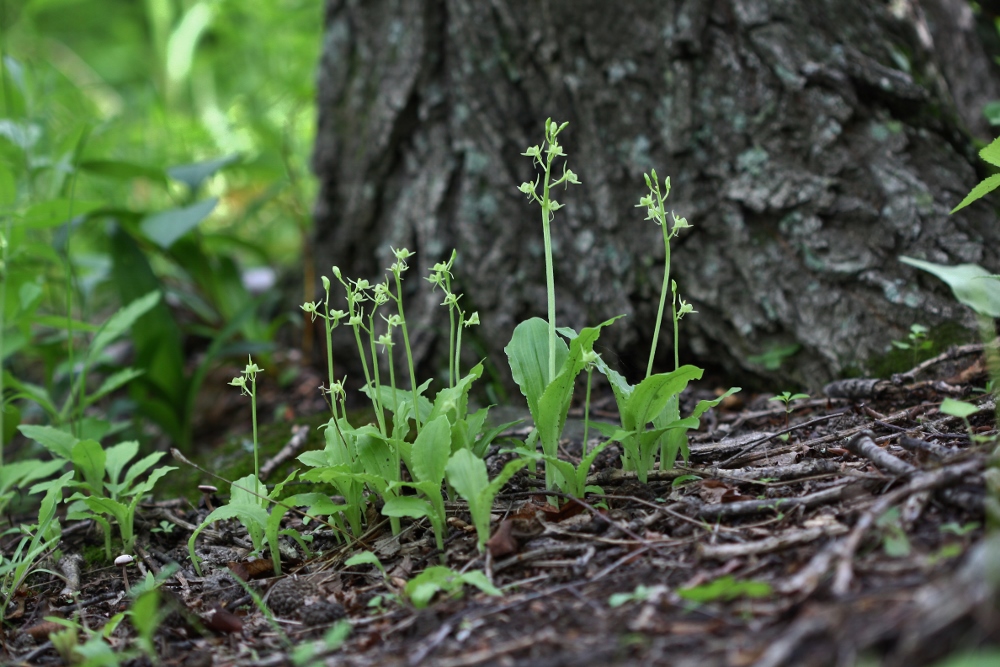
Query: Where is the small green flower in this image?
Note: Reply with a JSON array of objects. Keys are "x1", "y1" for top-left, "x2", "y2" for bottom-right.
[{"x1": 464, "y1": 311, "x2": 480, "y2": 327}]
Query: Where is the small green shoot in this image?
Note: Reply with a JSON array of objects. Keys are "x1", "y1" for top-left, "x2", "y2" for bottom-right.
[
  {"x1": 404, "y1": 565, "x2": 501, "y2": 609},
  {"x1": 677, "y1": 576, "x2": 772, "y2": 603},
  {"x1": 940, "y1": 521, "x2": 980, "y2": 537},
  {"x1": 940, "y1": 398, "x2": 992, "y2": 445},
  {"x1": 769, "y1": 391, "x2": 809, "y2": 427},
  {"x1": 445, "y1": 449, "x2": 526, "y2": 550},
  {"x1": 892, "y1": 323, "x2": 933, "y2": 366},
  {"x1": 747, "y1": 344, "x2": 800, "y2": 371},
  {"x1": 876, "y1": 507, "x2": 911, "y2": 557},
  {"x1": 608, "y1": 584, "x2": 663, "y2": 608}
]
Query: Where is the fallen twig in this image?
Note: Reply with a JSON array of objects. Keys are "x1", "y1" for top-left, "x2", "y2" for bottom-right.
[{"x1": 831, "y1": 456, "x2": 983, "y2": 596}]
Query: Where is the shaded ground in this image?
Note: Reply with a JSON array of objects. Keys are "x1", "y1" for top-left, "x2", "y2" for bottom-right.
[{"x1": 3, "y1": 344, "x2": 999, "y2": 666}]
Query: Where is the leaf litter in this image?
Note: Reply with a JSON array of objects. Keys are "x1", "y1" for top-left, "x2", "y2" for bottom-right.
[{"x1": 2, "y1": 343, "x2": 998, "y2": 667}]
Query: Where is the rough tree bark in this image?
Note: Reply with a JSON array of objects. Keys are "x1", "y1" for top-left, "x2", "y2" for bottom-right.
[{"x1": 311, "y1": 0, "x2": 1000, "y2": 390}]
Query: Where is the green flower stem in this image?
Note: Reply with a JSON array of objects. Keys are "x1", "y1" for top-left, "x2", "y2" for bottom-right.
[
  {"x1": 0, "y1": 221, "x2": 7, "y2": 466},
  {"x1": 454, "y1": 310, "x2": 464, "y2": 381},
  {"x1": 351, "y1": 319, "x2": 385, "y2": 433},
  {"x1": 250, "y1": 372, "x2": 259, "y2": 491},
  {"x1": 367, "y1": 314, "x2": 387, "y2": 437},
  {"x1": 582, "y1": 364, "x2": 593, "y2": 459},
  {"x1": 445, "y1": 273, "x2": 456, "y2": 388},
  {"x1": 646, "y1": 183, "x2": 671, "y2": 378},
  {"x1": 323, "y1": 297, "x2": 336, "y2": 417},
  {"x1": 393, "y1": 272, "x2": 421, "y2": 434},
  {"x1": 541, "y1": 194, "x2": 557, "y2": 384},
  {"x1": 671, "y1": 282, "x2": 680, "y2": 371}
]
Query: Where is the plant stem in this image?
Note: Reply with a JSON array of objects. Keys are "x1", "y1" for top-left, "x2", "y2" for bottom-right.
[
  {"x1": 454, "y1": 309, "x2": 464, "y2": 382},
  {"x1": 646, "y1": 215, "x2": 677, "y2": 377},
  {"x1": 582, "y1": 365, "x2": 593, "y2": 459},
  {"x1": 541, "y1": 170, "x2": 556, "y2": 384},
  {"x1": 251, "y1": 372, "x2": 259, "y2": 492},
  {"x1": 368, "y1": 315, "x2": 387, "y2": 436},
  {"x1": 323, "y1": 296, "x2": 335, "y2": 418},
  {"x1": 393, "y1": 272, "x2": 421, "y2": 433},
  {"x1": 671, "y1": 281, "x2": 680, "y2": 371}
]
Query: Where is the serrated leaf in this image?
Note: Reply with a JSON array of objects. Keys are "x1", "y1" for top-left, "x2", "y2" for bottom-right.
[
  {"x1": 71, "y1": 439, "x2": 106, "y2": 495},
  {"x1": 103, "y1": 441, "x2": 139, "y2": 488},
  {"x1": 979, "y1": 136, "x2": 1000, "y2": 167},
  {"x1": 18, "y1": 425, "x2": 77, "y2": 459},
  {"x1": 950, "y1": 173, "x2": 1000, "y2": 214}
]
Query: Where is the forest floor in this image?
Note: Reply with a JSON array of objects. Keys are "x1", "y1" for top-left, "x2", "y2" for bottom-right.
[{"x1": 3, "y1": 344, "x2": 999, "y2": 667}]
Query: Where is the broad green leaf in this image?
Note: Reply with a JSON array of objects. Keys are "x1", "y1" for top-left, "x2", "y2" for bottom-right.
[
  {"x1": 355, "y1": 432, "x2": 397, "y2": 488},
  {"x1": 126, "y1": 466, "x2": 175, "y2": 501},
  {"x1": 71, "y1": 439, "x2": 106, "y2": 495},
  {"x1": 411, "y1": 415, "x2": 452, "y2": 485},
  {"x1": 445, "y1": 449, "x2": 488, "y2": 510},
  {"x1": 140, "y1": 198, "x2": 217, "y2": 249},
  {"x1": 29, "y1": 314, "x2": 100, "y2": 333},
  {"x1": 381, "y1": 495, "x2": 434, "y2": 521},
  {"x1": 88, "y1": 290, "x2": 162, "y2": 364},
  {"x1": 120, "y1": 452, "x2": 167, "y2": 492},
  {"x1": 109, "y1": 227, "x2": 186, "y2": 408},
  {"x1": 168, "y1": 154, "x2": 240, "y2": 191},
  {"x1": 84, "y1": 496, "x2": 129, "y2": 529},
  {"x1": 344, "y1": 551, "x2": 385, "y2": 573},
  {"x1": 77, "y1": 159, "x2": 167, "y2": 183},
  {"x1": 85, "y1": 368, "x2": 146, "y2": 407},
  {"x1": 427, "y1": 363, "x2": 483, "y2": 425},
  {"x1": 20, "y1": 199, "x2": 104, "y2": 229},
  {"x1": 625, "y1": 365, "x2": 703, "y2": 429},
  {"x1": 506, "y1": 317, "x2": 569, "y2": 416},
  {"x1": 188, "y1": 501, "x2": 269, "y2": 575},
  {"x1": 940, "y1": 398, "x2": 978, "y2": 419},
  {"x1": 458, "y1": 570, "x2": 502, "y2": 597},
  {"x1": 18, "y1": 425, "x2": 77, "y2": 459},
  {"x1": 103, "y1": 441, "x2": 139, "y2": 488},
  {"x1": 900, "y1": 257, "x2": 1000, "y2": 318},
  {"x1": 472, "y1": 417, "x2": 522, "y2": 458},
  {"x1": 0, "y1": 459, "x2": 65, "y2": 495},
  {"x1": 405, "y1": 566, "x2": 457, "y2": 609}
]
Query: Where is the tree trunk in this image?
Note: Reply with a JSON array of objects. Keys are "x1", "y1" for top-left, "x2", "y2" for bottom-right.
[{"x1": 311, "y1": 0, "x2": 1000, "y2": 390}]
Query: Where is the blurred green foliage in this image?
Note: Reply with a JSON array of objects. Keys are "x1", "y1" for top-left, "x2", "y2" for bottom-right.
[{"x1": 0, "y1": 0, "x2": 323, "y2": 450}]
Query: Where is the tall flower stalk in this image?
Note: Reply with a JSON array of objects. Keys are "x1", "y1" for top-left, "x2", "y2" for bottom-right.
[
  {"x1": 637, "y1": 170, "x2": 692, "y2": 377},
  {"x1": 519, "y1": 119, "x2": 580, "y2": 384}
]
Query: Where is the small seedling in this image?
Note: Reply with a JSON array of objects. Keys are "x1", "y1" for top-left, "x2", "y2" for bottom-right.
[
  {"x1": 404, "y1": 565, "x2": 500, "y2": 609},
  {"x1": 769, "y1": 391, "x2": 809, "y2": 427},
  {"x1": 677, "y1": 575, "x2": 772, "y2": 603},
  {"x1": 940, "y1": 398, "x2": 993, "y2": 445},
  {"x1": 892, "y1": 323, "x2": 933, "y2": 367},
  {"x1": 608, "y1": 584, "x2": 664, "y2": 607},
  {"x1": 876, "y1": 507, "x2": 911, "y2": 557},
  {"x1": 940, "y1": 521, "x2": 980, "y2": 537}
]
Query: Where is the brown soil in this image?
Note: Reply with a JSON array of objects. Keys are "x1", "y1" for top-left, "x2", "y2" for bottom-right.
[{"x1": 3, "y1": 344, "x2": 998, "y2": 667}]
